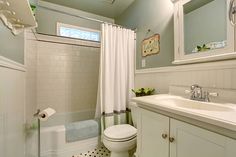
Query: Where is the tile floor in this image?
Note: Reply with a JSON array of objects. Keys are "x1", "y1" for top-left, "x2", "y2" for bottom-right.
[{"x1": 73, "y1": 146, "x2": 110, "y2": 157}]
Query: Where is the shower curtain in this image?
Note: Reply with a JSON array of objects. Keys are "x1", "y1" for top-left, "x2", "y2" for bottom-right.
[{"x1": 96, "y1": 23, "x2": 135, "y2": 131}]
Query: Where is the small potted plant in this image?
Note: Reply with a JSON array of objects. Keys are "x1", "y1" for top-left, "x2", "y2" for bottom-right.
[
  {"x1": 132, "y1": 88, "x2": 155, "y2": 97},
  {"x1": 30, "y1": 4, "x2": 36, "y2": 16}
]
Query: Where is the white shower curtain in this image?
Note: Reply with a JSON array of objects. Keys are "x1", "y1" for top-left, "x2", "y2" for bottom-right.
[{"x1": 96, "y1": 23, "x2": 135, "y2": 129}]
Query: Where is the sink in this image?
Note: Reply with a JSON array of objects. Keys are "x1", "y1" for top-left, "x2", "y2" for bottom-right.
[
  {"x1": 132, "y1": 94, "x2": 236, "y2": 131},
  {"x1": 156, "y1": 96, "x2": 234, "y2": 112}
]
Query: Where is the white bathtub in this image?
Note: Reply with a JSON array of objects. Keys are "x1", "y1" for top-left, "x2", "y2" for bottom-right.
[{"x1": 41, "y1": 124, "x2": 101, "y2": 157}]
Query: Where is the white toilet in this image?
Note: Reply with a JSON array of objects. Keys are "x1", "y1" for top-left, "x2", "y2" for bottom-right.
[{"x1": 103, "y1": 103, "x2": 138, "y2": 157}]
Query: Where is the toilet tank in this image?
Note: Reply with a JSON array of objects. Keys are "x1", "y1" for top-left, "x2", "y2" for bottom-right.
[{"x1": 129, "y1": 102, "x2": 138, "y2": 128}]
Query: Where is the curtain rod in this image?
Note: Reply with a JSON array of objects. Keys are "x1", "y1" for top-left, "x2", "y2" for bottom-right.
[{"x1": 37, "y1": 5, "x2": 137, "y2": 32}]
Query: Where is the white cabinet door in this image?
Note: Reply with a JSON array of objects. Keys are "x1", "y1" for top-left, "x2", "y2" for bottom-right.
[
  {"x1": 170, "y1": 119, "x2": 236, "y2": 157},
  {"x1": 137, "y1": 108, "x2": 169, "y2": 157}
]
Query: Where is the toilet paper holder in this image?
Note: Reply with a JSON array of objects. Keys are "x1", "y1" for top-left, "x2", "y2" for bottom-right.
[
  {"x1": 33, "y1": 109, "x2": 41, "y2": 118},
  {"x1": 34, "y1": 109, "x2": 42, "y2": 157},
  {"x1": 34, "y1": 108, "x2": 56, "y2": 157}
]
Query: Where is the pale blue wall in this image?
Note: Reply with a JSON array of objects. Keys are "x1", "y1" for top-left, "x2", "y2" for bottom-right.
[
  {"x1": 116, "y1": 0, "x2": 174, "y2": 69},
  {"x1": 35, "y1": 1, "x2": 114, "y2": 35},
  {"x1": 0, "y1": 21, "x2": 24, "y2": 64}
]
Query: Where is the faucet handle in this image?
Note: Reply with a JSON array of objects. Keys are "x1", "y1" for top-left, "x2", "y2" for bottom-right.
[
  {"x1": 190, "y1": 84, "x2": 201, "y2": 90},
  {"x1": 185, "y1": 90, "x2": 191, "y2": 94},
  {"x1": 204, "y1": 92, "x2": 219, "y2": 102},
  {"x1": 208, "y1": 92, "x2": 219, "y2": 97}
]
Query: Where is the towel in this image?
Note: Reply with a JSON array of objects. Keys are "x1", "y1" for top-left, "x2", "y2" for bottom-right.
[{"x1": 65, "y1": 119, "x2": 100, "y2": 143}]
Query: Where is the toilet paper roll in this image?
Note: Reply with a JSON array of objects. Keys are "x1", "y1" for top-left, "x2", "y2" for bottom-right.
[{"x1": 38, "y1": 108, "x2": 56, "y2": 121}]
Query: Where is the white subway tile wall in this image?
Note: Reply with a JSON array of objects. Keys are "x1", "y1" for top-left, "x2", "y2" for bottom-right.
[
  {"x1": 36, "y1": 41, "x2": 100, "y2": 114},
  {"x1": 25, "y1": 30, "x2": 100, "y2": 121},
  {"x1": 25, "y1": 31, "x2": 101, "y2": 157}
]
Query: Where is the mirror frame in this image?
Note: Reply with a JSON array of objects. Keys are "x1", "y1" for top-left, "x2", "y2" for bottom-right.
[{"x1": 173, "y1": 0, "x2": 236, "y2": 64}]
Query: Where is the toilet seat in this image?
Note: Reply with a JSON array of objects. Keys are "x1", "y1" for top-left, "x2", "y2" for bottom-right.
[
  {"x1": 104, "y1": 124, "x2": 137, "y2": 142},
  {"x1": 104, "y1": 133, "x2": 136, "y2": 142}
]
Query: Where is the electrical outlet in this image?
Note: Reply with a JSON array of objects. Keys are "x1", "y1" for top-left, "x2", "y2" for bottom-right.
[{"x1": 142, "y1": 58, "x2": 146, "y2": 67}]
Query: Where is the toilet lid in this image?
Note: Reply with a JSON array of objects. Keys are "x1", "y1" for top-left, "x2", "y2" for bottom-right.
[{"x1": 104, "y1": 124, "x2": 137, "y2": 140}]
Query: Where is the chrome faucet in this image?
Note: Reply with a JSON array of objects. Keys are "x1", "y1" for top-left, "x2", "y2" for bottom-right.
[
  {"x1": 190, "y1": 84, "x2": 202, "y2": 100},
  {"x1": 186, "y1": 84, "x2": 218, "y2": 102}
]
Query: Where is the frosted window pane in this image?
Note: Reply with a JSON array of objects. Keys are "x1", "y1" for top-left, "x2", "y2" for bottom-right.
[{"x1": 59, "y1": 26, "x2": 100, "y2": 42}]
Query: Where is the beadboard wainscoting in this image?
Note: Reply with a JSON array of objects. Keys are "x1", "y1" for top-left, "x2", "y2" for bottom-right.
[
  {"x1": 0, "y1": 58, "x2": 25, "y2": 157},
  {"x1": 135, "y1": 60, "x2": 236, "y2": 98}
]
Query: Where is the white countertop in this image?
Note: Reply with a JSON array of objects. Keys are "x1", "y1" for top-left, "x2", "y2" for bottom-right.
[{"x1": 132, "y1": 94, "x2": 236, "y2": 132}]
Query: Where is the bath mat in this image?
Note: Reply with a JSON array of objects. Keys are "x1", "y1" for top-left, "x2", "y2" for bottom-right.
[{"x1": 73, "y1": 146, "x2": 110, "y2": 157}]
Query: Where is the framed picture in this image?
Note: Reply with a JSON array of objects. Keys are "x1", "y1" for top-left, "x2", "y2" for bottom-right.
[{"x1": 141, "y1": 34, "x2": 160, "y2": 57}]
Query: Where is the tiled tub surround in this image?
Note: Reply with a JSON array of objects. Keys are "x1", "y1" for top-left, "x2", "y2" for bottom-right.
[
  {"x1": 25, "y1": 31, "x2": 101, "y2": 157},
  {"x1": 25, "y1": 30, "x2": 101, "y2": 122},
  {"x1": 25, "y1": 31, "x2": 100, "y2": 123},
  {"x1": 37, "y1": 40, "x2": 100, "y2": 116}
]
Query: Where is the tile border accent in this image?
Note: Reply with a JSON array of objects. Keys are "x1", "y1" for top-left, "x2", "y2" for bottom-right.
[{"x1": 136, "y1": 59, "x2": 236, "y2": 74}]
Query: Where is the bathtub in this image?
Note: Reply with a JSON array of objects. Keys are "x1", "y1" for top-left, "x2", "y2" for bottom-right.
[
  {"x1": 40, "y1": 111, "x2": 101, "y2": 157},
  {"x1": 41, "y1": 124, "x2": 101, "y2": 157}
]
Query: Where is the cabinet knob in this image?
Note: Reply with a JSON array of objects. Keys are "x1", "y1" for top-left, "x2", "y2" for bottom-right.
[
  {"x1": 169, "y1": 137, "x2": 175, "y2": 143},
  {"x1": 162, "y1": 133, "x2": 168, "y2": 139}
]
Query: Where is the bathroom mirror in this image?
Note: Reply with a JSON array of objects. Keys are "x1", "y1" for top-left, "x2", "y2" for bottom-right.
[
  {"x1": 184, "y1": 0, "x2": 227, "y2": 54},
  {"x1": 173, "y1": 0, "x2": 236, "y2": 64}
]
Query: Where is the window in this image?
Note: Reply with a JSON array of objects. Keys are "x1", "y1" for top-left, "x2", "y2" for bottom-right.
[{"x1": 57, "y1": 23, "x2": 100, "y2": 42}]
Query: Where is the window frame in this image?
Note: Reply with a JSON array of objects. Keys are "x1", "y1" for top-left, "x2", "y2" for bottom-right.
[{"x1": 56, "y1": 22, "x2": 101, "y2": 42}]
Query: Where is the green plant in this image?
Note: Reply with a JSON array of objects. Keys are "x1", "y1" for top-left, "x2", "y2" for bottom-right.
[
  {"x1": 197, "y1": 44, "x2": 210, "y2": 52},
  {"x1": 132, "y1": 88, "x2": 155, "y2": 97},
  {"x1": 30, "y1": 4, "x2": 36, "y2": 16}
]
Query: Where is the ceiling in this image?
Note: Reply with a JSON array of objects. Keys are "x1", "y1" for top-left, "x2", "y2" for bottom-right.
[{"x1": 41, "y1": 0, "x2": 136, "y2": 18}]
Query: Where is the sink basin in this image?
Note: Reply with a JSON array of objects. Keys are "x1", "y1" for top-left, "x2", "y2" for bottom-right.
[
  {"x1": 132, "y1": 94, "x2": 236, "y2": 131},
  {"x1": 156, "y1": 97, "x2": 233, "y2": 112}
]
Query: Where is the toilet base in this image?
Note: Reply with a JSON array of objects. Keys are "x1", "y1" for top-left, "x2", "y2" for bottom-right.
[{"x1": 110, "y1": 151, "x2": 129, "y2": 157}]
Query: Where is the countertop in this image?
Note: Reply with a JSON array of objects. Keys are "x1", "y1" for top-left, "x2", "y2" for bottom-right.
[{"x1": 132, "y1": 94, "x2": 236, "y2": 132}]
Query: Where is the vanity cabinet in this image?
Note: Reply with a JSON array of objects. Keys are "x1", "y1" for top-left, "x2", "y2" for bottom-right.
[
  {"x1": 137, "y1": 109, "x2": 169, "y2": 157},
  {"x1": 137, "y1": 108, "x2": 236, "y2": 157},
  {"x1": 170, "y1": 119, "x2": 236, "y2": 157}
]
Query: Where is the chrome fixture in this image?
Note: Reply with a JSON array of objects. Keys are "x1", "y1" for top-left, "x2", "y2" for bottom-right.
[
  {"x1": 185, "y1": 84, "x2": 218, "y2": 102},
  {"x1": 229, "y1": 0, "x2": 236, "y2": 26},
  {"x1": 34, "y1": 108, "x2": 56, "y2": 157}
]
